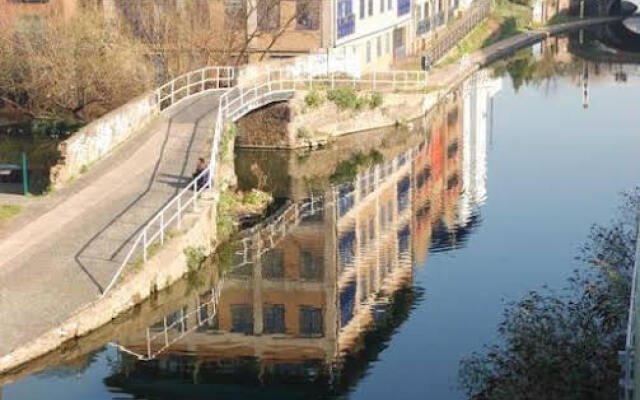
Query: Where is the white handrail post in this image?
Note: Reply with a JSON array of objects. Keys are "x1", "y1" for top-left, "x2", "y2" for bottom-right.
[
  {"x1": 160, "y1": 212, "x2": 165, "y2": 244},
  {"x1": 143, "y1": 230, "x2": 148, "y2": 262},
  {"x1": 146, "y1": 327, "x2": 151, "y2": 359},
  {"x1": 202, "y1": 68, "x2": 206, "y2": 92},
  {"x1": 177, "y1": 197, "x2": 182, "y2": 230},
  {"x1": 187, "y1": 74, "x2": 191, "y2": 97},
  {"x1": 331, "y1": 71, "x2": 335, "y2": 89},
  {"x1": 170, "y1": 81, "x2": 175, "y2": 106},
  {"x1": 193, "y1": 180, "x2": 198, "y2": 211},
  {"x1": 163, "y1": 316, "x2": 169, "y2": 346}
]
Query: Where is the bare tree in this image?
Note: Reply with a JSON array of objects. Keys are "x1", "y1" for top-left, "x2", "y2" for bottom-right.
[{"x1": 0, "y1": 5, "x2": 154, "y2": 122}]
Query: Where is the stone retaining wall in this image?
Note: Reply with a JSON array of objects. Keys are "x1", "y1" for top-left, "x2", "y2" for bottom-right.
[{"x1": 50, "y1": 92, "x2": 158, "y2": 187}]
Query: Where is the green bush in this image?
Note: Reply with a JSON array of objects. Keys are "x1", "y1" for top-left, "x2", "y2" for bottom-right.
[
  {"x1": 369, "y1": 92, "x2": 384, "y2": 109},
  {"x1": 304, "y1": 90, "x2": 324, "y2": 108},
  {"x1": 327, "y1": 87, "x2": 360, "y2": 110}
]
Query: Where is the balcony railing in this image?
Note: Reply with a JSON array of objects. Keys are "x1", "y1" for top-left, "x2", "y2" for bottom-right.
[
  {"x1": 337, "y1": 14, "x2": 356, "y2": 39},
  {"x1": 417, "y1": 19, "x2": 431, "y2": 35}
]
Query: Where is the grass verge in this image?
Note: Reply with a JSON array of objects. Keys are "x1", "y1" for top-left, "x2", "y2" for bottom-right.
[{"x1": 0, "y1": 204, "x2": 21, "y2": 224}]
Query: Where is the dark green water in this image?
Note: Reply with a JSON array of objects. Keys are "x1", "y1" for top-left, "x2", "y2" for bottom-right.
[{"x1": 2, "y1": 30, "x2": 640, "y2": 399}]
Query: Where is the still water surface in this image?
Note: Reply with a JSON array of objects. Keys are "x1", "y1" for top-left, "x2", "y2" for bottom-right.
[{"x1": 3, "y1": 34, "x2": 640, "y2": 400}]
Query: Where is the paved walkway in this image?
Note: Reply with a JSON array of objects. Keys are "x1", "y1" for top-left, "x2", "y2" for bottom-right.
[{"x1": 0, "y1": 92, "x2": 223, "y2": 357}]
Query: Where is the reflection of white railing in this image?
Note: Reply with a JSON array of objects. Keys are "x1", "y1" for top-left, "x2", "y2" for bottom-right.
[
  {"x1": 620, "y1": 213, "x2": 640, "y2": 400},
  {"x1": 102, "y1": 62, "x2": 428, "y2": 297}
]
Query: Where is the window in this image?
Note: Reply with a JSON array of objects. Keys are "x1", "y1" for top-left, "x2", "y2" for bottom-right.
[
  {"x1": 388, "y1": 0, "x2": 392, "y2": 9},
  {"x1": 296, "y1": 0, "x2": 320, "y2": 30},
  {"x1": 360, "y1": 0, "x2": 365, "y2": 19},
  {"x1": 301, "y1": 251, "x2": 324, "y2": 281},
  {"x1": 369, "y1": 216, "x2": 375, "y2": 240},
  {"x1": 386, "y1": 32, "x2": 391, "y2": 53},
  {"x1": 366, "y1": 41, "x2": 372, "y2": 62},
  {"x1": 337, "y1": 0, "x2": 355, "y2": 38},
  {"x1": 263, "y1": 304, "x2": 285, "y2": 334},
  {"x1": 368, "y1": 0, "x2": 374, "y2": 16},
  {"x1": 397, "y1": 0, "x2": 410, "y2": 15},
  {"x1": 257, "y1": 0, "x2": 279, "y2": 31},
  {"x1": 380, "y1": 0, "x2": 385, "y2": 12},
  {"x1": 263, "y1": 249, "x2": 284, "y2": 279},
  {"x1": 299, "y1": 306, "x2": 323, "y2": 337},
  {"x1": 231, "y1": 304, "x2": 253, "y2": 334},
  {"x1": 377, "y1": 36, "x2": 382, "y2": 58}
]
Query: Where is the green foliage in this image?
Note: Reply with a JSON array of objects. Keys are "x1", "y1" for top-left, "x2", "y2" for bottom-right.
[
  {"x1": 326, "y1": 88, "x2": 384, "y2": 112},
  {"x1": 330, "y1": 150, "x2": 384, "y2": 184},
  {"x1": 327, "y1": 87, "x2": 361, "y2": 110},
  {"x1": 304, "y1": 90, "x2": 324, "y2": 108},
  {"x1": 216, "y1": 189, "x2": 238, "y2": 241},
  {"x1": 221, "y1": 122, "x2": 238, "y2": 162},
  {"x1": 459, "y1": 188, "x2": 639, "y2": 400},
  {"x1": 369, "y1": 92, "x2": 384, "y2": 109},
  {"x1": 184, "y1": 246, "x2": 207, "y2": 272},
  {"x1": 0, "y1": 204, "x2": 21, "y2": 223}
]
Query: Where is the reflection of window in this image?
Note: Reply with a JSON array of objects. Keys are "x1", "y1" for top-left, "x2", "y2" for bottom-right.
[
  {"x1": 300, "y1": 306, "x2": 323, "y2": 337},
  {"x1": 301, "y1": 251, "x2": 324, "y2": 281},
  {"x1": 166, "y1": 308, "x2": 187, "y2": 333},
  {"x1": 369, "y1": 217, "x2": 375, "y2": 240},
  {"x1": 264, "y1": 304, "x2": 285, "y2": 334},
  {"x1": 377, "y1": 36, "x2": 382, "y2": 57},
  {"x1": 263, "y1": 249, "x2": 284, "y2": 279},
  {"x1": 258, "y1": 0, "x2": 280, "y2": 31},
  {"x1": 368, "y1": 0, "x2": 374, "y2": 16},
  {"x1": 398, "y1": 224, "x2": 410, "y2": 254},
  {"x1": 397, "y1": 176, "x2": 410, "y2": 213},
  {"x1": 380, "y1": 0, "x2": 385, "y2": 12},
  {"x1": 360, "y1": 0, "x2": 365, "y2": 18},
  {"x1": 339, "y1": 230, "x2": 356, "y2": 269},
  {"x1": 231, "y1": 304, "x2": 253, "y2": 334},
  {"x1": 296, "y1": 0, "x2": 320, "y2": 30},
  {"x1": 340, "y1": 281, "x2": 357, "y2": 327}
]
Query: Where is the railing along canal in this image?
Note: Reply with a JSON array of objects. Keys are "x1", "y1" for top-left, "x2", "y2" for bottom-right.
[
  {"x1": 102, "y1": 61, "x2": 429, "y2": 296},
  {"x1": 620, "y1": 211, "x2": 640, "y2": 400},
  {"x1": 424, "y1": 0, "x2": 491, "y2": 63}
]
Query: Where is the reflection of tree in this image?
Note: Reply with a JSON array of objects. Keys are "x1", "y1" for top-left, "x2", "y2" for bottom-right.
[{"x1": 459, "y1": 188, "x2": 639, "y2": 400}]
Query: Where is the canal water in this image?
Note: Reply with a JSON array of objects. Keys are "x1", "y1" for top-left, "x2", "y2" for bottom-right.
[{"x1": 2, "y1": 31, "x2": 640, "y2": 399}]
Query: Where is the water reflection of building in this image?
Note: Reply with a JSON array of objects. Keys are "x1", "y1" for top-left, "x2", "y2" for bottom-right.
[
  {"x1": 456, "y1": 70, "x2": 500, "y2": 229},
  {"x1": 104, "y1": 83, "x2": 484, "y2": 397}
]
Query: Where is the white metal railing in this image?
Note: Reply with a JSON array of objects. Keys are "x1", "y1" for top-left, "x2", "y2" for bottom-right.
[
  {"x1": 155, "y1": 66, "x2": 235, "y2": 111},
  {"x1": 102, "y1": 60, "x2": 429, "y2": 297},
  {"x1": 620, "y1": 211, "x2": 640, "y2": 400}
]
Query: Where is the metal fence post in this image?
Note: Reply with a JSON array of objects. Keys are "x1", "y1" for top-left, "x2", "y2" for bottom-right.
[
  {"x1": 143, "y1": 230, "x2": 148, "y2": 262},
  {"x1": 21, "y1": 152, "x2": 29, "y2": 195},
  {"x1": 171, "y1": 81, "x2": 175, "y2": 106}
]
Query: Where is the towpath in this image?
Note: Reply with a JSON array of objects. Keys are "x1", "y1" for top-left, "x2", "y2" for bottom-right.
[{"x1": 0, "y1": 92, "x2": 223, "y2": 357}]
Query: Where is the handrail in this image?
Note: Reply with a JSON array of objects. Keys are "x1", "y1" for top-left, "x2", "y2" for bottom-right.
[
  {"x1": 620, "y1": 211, "x2": 640, "y2": 400},
  {"x1": 155, "y1": 66, "x2": 235, "y2": 111},
  {"x1": 102, "y1": 59, "x2": 429, "y2": 297}
]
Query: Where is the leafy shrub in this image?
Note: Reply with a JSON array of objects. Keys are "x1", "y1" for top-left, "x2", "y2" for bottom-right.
[
  {"x1": 369, "y1": 92, "x2": 384, "y2": 109},
  {"x1": 304, "y1": 90, "x2": 324, "y2": 108},
  {"x1": 327, "y1": 87, "x2": 360, "y2": 110}
]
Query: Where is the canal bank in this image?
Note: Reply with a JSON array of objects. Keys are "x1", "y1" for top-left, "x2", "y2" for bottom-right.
[{"x1": 0, "y1": 16, "x2": 624, "y2": 377}]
